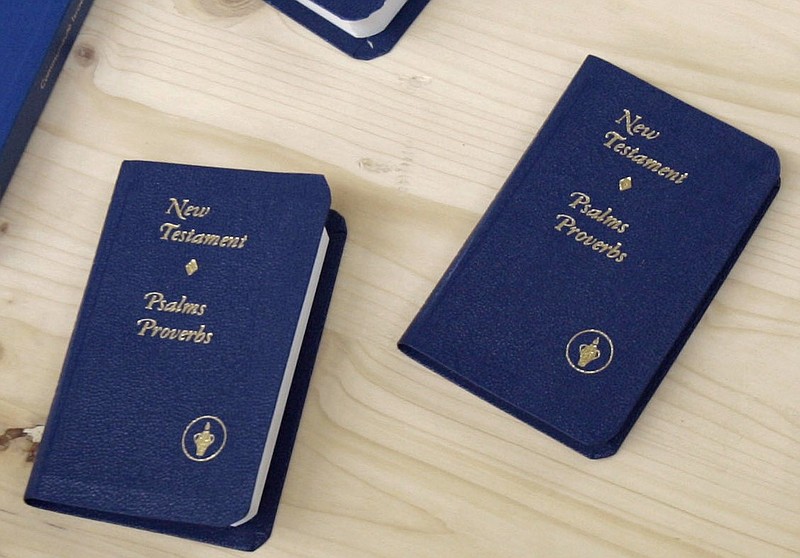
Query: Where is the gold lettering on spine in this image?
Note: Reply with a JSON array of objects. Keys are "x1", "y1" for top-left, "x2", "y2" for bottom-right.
[{"x1": 39, "y1": 0, "x2": 87, "y2": 89}]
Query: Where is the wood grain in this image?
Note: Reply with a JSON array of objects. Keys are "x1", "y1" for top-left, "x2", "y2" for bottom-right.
[{"x1": 1, "y1": 0, "x2": 798, "y2": 556}]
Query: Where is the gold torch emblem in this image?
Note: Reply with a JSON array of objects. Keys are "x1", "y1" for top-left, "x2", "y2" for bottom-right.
[
  {"x1": 577, "y1": 337, "x2": 602, "y2": 368},
  {"x1": 193, "y1": 422, "x2": 215, "y2": 457},
  {"x1": 566, "y1": 329, "x2": 614, "y2": 374},
  {"x1": 182, "y1": 416, "x2": 227, "y2": 462}
]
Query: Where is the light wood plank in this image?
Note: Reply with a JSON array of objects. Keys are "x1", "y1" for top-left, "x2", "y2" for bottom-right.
[{"x1": 1, "y1": 1, "x2": 798, "y2": 556}]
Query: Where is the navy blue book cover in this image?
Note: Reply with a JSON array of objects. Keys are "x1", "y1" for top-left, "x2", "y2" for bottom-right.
[
  {"x1": 0, "y1": 0, "x2": 93, "y2": 199},
  {"x1": 263, "y1": 0, "x2": 429, "y2": 59},
  {"x1": 26, "y1": 162, "x2": 347, "y2": 550},
  {"x1": 399, "y1": 56, "x2": 780, "y2": 459}
]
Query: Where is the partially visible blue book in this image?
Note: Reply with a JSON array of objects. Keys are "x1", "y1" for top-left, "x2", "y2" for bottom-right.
[
  {"x1": 399, "y1": 56, "x2": 781, "y2": 459},
  {"x1": 0, "y1": 0, "x2": 93, "y2": 199},
  {"x1": 26, "y1": 162, "x2": 347, "y2": 550},
  {"x1": 263, "y1": 0, "x2": 430, "y2": 59}
]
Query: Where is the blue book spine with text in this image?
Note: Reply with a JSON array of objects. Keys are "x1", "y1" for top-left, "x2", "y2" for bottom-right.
[{"x1": 0, "y1": 0, "x2": 93, "y2": 199}]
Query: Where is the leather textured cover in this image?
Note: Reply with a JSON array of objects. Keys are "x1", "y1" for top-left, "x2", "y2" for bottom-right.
[
  {"x1": 25, "y1": 161, "x2": 347, "y2": 550},
  {"x1": 398, "y1": 56, "x2": 781, "y2": 459},
  {"x1": 263, "y1": 0, "x2": 430, "y2": 59},
  {"x1": 0, "y1": 0, "x2": 93, "y2": 199}
]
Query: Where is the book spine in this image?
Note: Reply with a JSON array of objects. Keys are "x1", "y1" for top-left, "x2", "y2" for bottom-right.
[{"x1": 0, "y1": 0, "x2": 94, "y2": 198}]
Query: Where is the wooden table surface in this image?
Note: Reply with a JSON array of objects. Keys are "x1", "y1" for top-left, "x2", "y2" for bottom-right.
[{"x1": 1, "y1": 1, "x2": 798, "y2": 556}]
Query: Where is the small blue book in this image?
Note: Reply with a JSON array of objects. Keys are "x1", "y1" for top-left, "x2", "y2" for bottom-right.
[
  {"x1": 399, "y1": 56, "x2": 780, "y2": 459},
  {"x1": 0, "y1": 0, "x2": 93, "y2": 199},
  {"x1": 25, "y1": 161, "x2": 347, "y2": 550},
  {"x1": 263, "y1": 0, "x2": 429, "y2": 59}
]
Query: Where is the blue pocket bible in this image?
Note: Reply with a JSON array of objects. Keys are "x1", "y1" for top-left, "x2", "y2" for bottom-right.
[
  {"x1": 0, "y1": 0, "x2": 93, "y2": 199},
  {"x1": 398, "y1": 56, "x2": 781, "y2": 459},
  {"x1": 263, "y1": 0, "x2": 429, "y2": 59},
  {"x1": 25, "y1": 161, "x2": 347, "y2": 550}
]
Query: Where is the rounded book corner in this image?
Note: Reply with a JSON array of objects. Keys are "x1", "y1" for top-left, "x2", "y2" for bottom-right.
[
  {"x1": 567, "y1": 419, "x2": 631, "y2": 460},
  {"x1": 325, "y1": 209, "x2": 347, "y2": 236},
  {"x1": 580, "y1": 440, "x2": 622, "y2": 460},
  {"x1": 763, "y1": 145, "x2": 782, "y2": 185}
]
